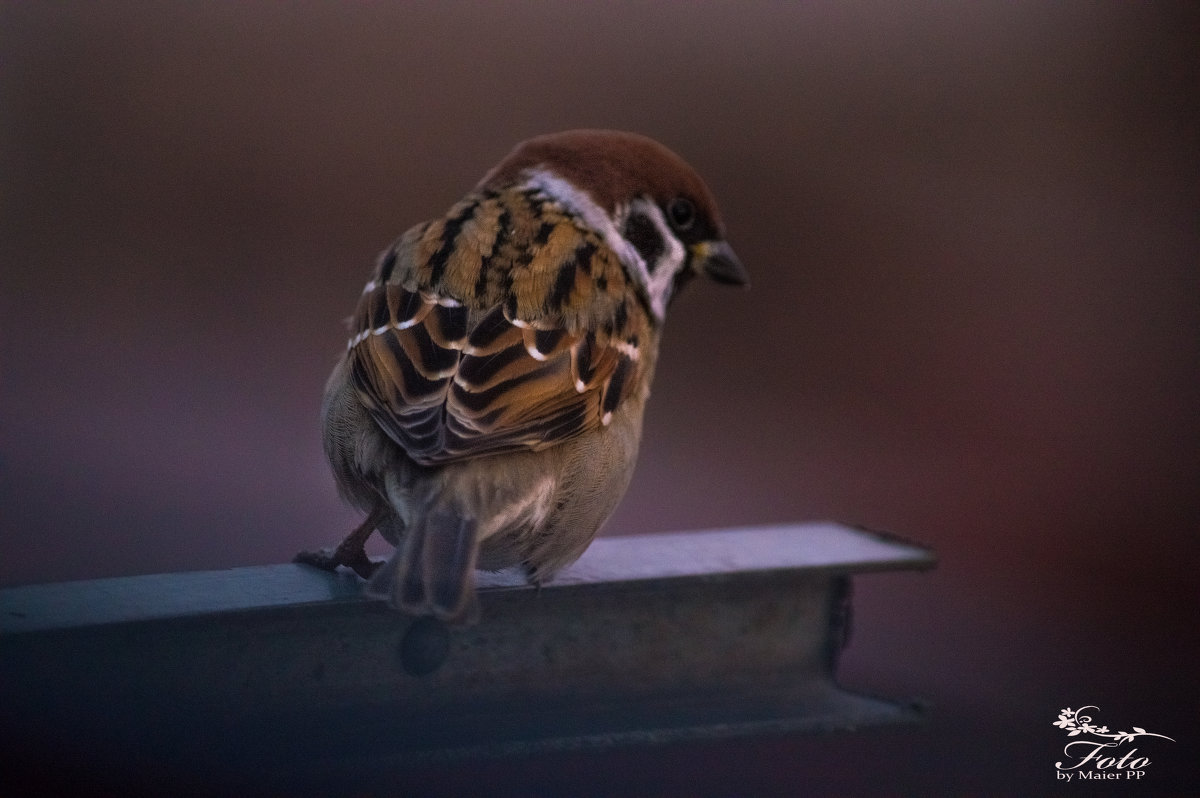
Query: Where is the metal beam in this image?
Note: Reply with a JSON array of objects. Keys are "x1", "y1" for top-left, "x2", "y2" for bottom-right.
[{"x1": 0, "y1": 522, "x2": 934, "y2": 794}]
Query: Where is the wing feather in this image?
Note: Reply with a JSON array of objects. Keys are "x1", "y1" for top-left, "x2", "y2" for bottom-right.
[{"x1": 345, "y1": 187, "x2": 648, "y2": 467}]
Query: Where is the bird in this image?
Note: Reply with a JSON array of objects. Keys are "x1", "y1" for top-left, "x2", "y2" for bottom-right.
[{"x1": 296, "y1": 130, "x2": 748, "y2": 621}]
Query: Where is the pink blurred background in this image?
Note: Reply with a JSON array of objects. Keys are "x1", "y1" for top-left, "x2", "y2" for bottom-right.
[{"x1": 3, "y1": 3, "x2": 1197, "y2": 794}]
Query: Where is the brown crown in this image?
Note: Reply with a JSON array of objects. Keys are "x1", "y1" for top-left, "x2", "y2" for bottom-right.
[{"x1": 479, "y1": 130, "x2": 724, "y2": 236}]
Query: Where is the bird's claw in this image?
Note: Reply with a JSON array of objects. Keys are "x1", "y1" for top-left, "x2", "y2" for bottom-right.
[{"x1": 294, "y1": 546, "x2": 383, "y2": 580}]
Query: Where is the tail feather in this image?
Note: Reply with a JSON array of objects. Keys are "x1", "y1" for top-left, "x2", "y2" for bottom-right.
[
  {"x1": 366, "y1": 508, "x2": 478, "y2": 622},
  {"x1": 424, "y1": 509, "x2": 477, "y2": 616},
  {"x1": 398, "y1": 518, "x2": 428, "y2": 610}
]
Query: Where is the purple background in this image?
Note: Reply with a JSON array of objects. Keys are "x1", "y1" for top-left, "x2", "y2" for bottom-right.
[{"x1": 3, "y1": 3, "x2": 1197, "y2": 794}]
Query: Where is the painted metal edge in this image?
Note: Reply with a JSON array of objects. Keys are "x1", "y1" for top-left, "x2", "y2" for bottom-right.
[{"x1": 1, "y1": 522, "x2": 935, "y2": 634}]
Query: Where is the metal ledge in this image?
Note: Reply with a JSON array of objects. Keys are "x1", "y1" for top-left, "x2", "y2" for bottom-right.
[{"x1": 0, "y1": 522, "x2": 934, "y2": 794}]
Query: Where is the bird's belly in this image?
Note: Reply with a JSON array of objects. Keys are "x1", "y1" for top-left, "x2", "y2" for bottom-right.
[{"x1": 476, "y1": 414, "x2": 642, "y2": 578}]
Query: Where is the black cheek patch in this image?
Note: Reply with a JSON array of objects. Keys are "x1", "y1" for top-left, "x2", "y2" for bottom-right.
[{"x1": 623, "y1": 212, "x2": 665, "y2": 271}]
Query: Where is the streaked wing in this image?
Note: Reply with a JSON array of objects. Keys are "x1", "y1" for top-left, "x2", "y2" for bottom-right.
[{"x1": 347, "y1": 188, "x2": 646, "y2": 467}]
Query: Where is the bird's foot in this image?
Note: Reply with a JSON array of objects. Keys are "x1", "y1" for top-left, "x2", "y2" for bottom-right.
[
  {"x1": 294, "y1": 508, "x2": 388, "y2": 580},
  {"x1": 293, "y1": 545, "x2": 383, "y2": 580}
]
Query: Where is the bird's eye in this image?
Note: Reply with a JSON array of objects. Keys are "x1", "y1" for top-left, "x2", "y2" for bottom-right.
[{"x1": 666, "y1": 197, "x2": 696, "y2": 231}]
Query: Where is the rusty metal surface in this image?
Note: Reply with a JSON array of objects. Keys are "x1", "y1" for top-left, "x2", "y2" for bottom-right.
[{"x1": 0, "y1": 523, "x2": 934, "y2": 793}]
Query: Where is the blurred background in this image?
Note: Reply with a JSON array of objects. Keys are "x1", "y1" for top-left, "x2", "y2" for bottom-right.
[{"x1": 2, "y1": 2, "x2": 1197, "y2": 794}]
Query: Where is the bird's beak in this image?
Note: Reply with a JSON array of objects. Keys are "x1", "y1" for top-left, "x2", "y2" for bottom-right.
[{"x1": 691, "y1": 240, "x2": 749, "y2": 287}]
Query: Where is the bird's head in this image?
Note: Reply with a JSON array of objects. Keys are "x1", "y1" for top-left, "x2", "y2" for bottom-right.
[{"x1": 480, "y1": 129, "x2": 748, "y2": 321}]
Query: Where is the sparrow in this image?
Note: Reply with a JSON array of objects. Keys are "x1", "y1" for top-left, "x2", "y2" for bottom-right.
[{"x1": 296, "y1": 130, "x2": 748, "y2": 621}]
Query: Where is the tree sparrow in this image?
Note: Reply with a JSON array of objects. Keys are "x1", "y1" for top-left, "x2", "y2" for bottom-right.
[{"x1": 297, "y1": 130, "x2": 748, "y2": 621}]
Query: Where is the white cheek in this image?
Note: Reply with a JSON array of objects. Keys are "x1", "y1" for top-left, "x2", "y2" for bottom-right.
[{"x1": 627, "y1": 199, "x2": 686, "y2": 320}]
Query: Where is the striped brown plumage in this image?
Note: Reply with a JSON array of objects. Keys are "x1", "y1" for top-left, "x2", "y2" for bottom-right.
[
  {"x1": 298, "y1": 130, "x2": 747, "y2": 622},
  {"x1": 349, "y1": 187, "x2": 647, "y2": 466}
]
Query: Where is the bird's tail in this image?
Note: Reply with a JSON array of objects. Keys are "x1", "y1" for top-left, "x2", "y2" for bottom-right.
[{"x1": 366, "y1": 507, "x2": 479, "y2": 622}]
